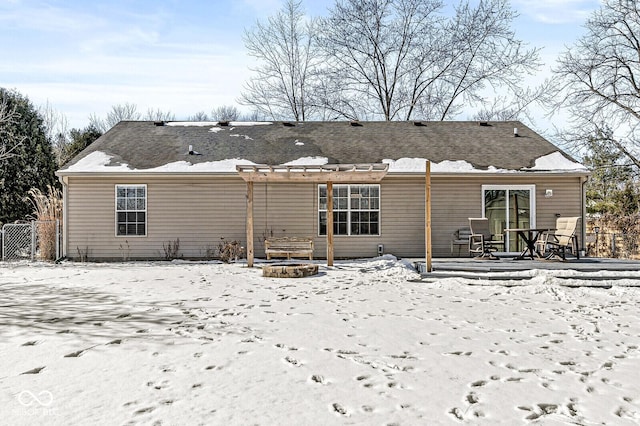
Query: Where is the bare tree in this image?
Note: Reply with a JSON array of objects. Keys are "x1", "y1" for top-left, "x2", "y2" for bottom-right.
[
  {"x1": 0, "y1": 97, "x2": 25, "y2": 161},
  {"x1": 240, "y1": 0, "x2": 321, "y2": 121},
  {"x1": 144, "y1": 108, "x2": 175, "y2": 122},
  {"x1": 211, "y1": 105, "x2": 241, "y2": 121},
  {"x1": 89, "y1": 102, "x2": 141, "y2": 133},
  {"x1": 39, "y1": 100, "x2": 70, "y2": 165},
  {"x1": 471, "y1": 84, "x2": 550, "y2": 123},
  {"x1": 188, "y1": 111, "x2": 210, "y2": 121},
  {"x1": 316, "y1": 0, "x2": 444, "y2": 121},
  {"x1": 316, "y1": 0, "x2": 540, "y2": 121},
  {"x1": 240, "y1": 109, "x2": 264, "y2": 122},
  {"x1": 551, "y1": 0, "x2": 640, "y2": 169},
  {"x1": 435, "y1": 0, "x2": 540, "y2": 120}
]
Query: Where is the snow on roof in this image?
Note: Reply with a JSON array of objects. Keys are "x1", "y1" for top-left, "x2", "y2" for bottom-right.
[
  {"x1": 283, "y1": 156, "x2": 328, "y2": 166},
  {"x1": 383, "y1": 158, "x2": 501, "y2": 173},
  {"x1": 229, "y1": 121, "x2": 272, "y2": 126},
  {"x1": 64, "y1": 151, "x2": 587, "y2": 174},
  {"x1": 164, "y1": 121, "x2": 273, "y2": 127},
  {"x1": 64, "y1": 151, "x2": 256, "y2": 173},
  {"x1": 229, "y1": 134, "x2": 254, "y2": 141},
  {"x1": 383, "y1": 152, "x2": 587, "y2": 173},
  {"x1": 65, "y1": 151, "x2": 132, "y2": 172},
  {"x1": 165, "y1": 121, "x2": 217, "y2": 127},
  {"x1": 146, "y1": 159, "x2": 257, "y2": 173},
  {"x1": 527, "y1": 151, "x2": 587, "y2": 171}
]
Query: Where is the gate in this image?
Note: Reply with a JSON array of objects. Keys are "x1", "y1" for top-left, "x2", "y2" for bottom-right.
[{"x1": 1, "y1": 220, "x2": 61, "y2": 261}]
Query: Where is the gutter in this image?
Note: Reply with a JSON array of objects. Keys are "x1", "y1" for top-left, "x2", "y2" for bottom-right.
[
  {"x1": 382, "y1": 171, "x2": 591, "y2": 178},
  {"x1": 55, "y1": 170, "x2": 592, "y2": 179},
  {"x1": 55, "y1": 171, "x2": 243, "y2": 178}
]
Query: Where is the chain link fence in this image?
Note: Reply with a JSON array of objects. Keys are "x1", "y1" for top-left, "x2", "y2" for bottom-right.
[{"x1": 1, "y1": 220, "x2": 61, "y2": 262}]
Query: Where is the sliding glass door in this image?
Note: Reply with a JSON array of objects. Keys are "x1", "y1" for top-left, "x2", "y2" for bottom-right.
[{"x1": 482, "y1": 185, "x2": 535, "y2": 252}]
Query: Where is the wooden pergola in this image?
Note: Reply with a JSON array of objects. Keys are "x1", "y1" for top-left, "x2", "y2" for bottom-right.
[{"x1": 236, "y1": 164, "x2": 389, "y2": 267}]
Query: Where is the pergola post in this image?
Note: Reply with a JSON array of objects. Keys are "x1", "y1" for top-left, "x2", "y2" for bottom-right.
[
  {"x1": 327, "y1": 181, "x2": 334, "y2": 267},
  {"x1": 246, "y1": 181, "x2": 254, "y2": 267},
  {"x1": 236, "y1": 164, "x2": 389, "y2": 269}
]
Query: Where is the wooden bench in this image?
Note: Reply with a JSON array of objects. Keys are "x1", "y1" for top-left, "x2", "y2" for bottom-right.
[{"x1": 265, "y1": 237, "x2": 314, "y2": 260}]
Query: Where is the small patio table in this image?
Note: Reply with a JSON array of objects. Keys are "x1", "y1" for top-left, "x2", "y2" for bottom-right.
[{"x1": 503, "y1": 228, "x2": 551, "y2": 260}]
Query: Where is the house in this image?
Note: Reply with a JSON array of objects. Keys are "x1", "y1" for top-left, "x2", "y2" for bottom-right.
[{"x1": 56, "y1": 120, "x2": 589, "y2": 261}]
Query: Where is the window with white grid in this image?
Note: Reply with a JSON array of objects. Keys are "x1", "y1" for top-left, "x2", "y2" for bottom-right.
[
  {"x1": 115, "y1": 185, "x2": 147, "y2": 236},
  {"x1": 318, "y1": 184, "x2": 380, "y2": 236}
]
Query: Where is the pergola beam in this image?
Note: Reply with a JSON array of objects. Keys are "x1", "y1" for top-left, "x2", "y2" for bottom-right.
[
  {"x1": 240, "y1": 163, "x2": 388, "y2": 268},
  {"x1": 237, "y1": 164, "x2": 388, "y2": 183}
]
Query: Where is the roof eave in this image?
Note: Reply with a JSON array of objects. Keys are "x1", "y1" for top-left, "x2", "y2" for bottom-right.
[
  {"x1": 56, "y1": 170, "x2": 591, "y2": 179},
  {"x1": 55, "y1": 171, "x2": 243, "y2": 178},
  {"x1": 385, "y1": 170, "x2": 591, "y2": 178}
]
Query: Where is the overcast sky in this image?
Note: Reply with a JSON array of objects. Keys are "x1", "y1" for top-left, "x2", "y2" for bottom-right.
[{"x1": 1, "y1": 0, "x2": 600, "y2": 131}]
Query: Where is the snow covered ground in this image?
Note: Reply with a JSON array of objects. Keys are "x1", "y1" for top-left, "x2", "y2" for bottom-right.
[{"x1": 1, "y1": 256, "x2": 639, "y2": 425}]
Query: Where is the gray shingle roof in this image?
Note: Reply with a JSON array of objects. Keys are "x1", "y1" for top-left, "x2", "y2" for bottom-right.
[{"x1": 59, "y1": 120, "x2": 583, "y2": 173}]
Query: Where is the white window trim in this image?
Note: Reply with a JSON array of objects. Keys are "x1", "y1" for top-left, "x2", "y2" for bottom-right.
[
  {"x1": 115, "y1": 184, "x2": 148, "y2": 237},
  {"x1": 481, "y1": 184, "x2": 536, "y2": 252},
  {"x1": 318, "y1": 184, "x2": 381, "y2": 237}
]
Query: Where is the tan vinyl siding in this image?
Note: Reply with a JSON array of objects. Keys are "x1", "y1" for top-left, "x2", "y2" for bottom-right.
[
  {"x1": 313, "y1": 179, "x2": 424, "y2": 258},
  {"x1": 65, "y1": 174, "x2": 584, "y2": 260},
  {"x1": 252, "y1": 182, "x2": 317, "y2": 257},
  {"x1": 429, "y1": 176, "x2": 584, "y2": 256},
  {"x1": 66, "y1": 176, "x2": 247, "y2": 260}
]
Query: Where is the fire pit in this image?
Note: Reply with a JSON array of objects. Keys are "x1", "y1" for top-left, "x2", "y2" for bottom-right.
[{"x1": 262, "y1": 263, "x2": 319, "y2": 278}]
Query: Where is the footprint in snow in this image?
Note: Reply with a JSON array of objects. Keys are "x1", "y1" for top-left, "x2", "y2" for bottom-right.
[
  {"x1": 64, "y1": 349, "x2": 88, "y2": 358},
  {"x1": 518, "y1": 403, "x2": 558, "y2": 421},
  {"x1": 275, "y1": 343, "x2": 298, "y2": 351},
  {"x1": 146, "y1": 380, "x2": 170, "y2": 390},
  {"x1": 332, "y1": 403, "x2": 348, "y2": 416},
  {"x1": 449, "y1": 407, "x2": 464, "y2": 421},
  {"x1": 445, "y1": 351, "x2": 472, "y2": 356},
  {"x1": 310, "y1": 375, "x2": 326, "y2": 384},
  {"x1": 21, "y1": 366, "x2": 45, "y2": 375},
  {"x1": 284, "y1": 356, "x2": 301, "y2": 366},
  {"x1": 133, "y1": 406, "x2": 155, "y2": 415}
]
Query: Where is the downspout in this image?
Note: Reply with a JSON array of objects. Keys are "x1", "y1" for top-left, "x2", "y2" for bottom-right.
[
  {"x1": 58, "y1": 176, "x2": 69, "y2": 259},
  {"x1": 580, "y1": 175, "x2": 588, "y2": 255}
]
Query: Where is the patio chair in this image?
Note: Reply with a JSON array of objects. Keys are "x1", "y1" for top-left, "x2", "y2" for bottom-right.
[
  {"x1": 451, "y1": 226, "x2": 472, "y2": 256},
  {"x1": 537, "y1": 216, "x2": 580, "y2": 260},
  {"x1": 468, "y1": 218, "x2": 504, "y2": 259}
]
